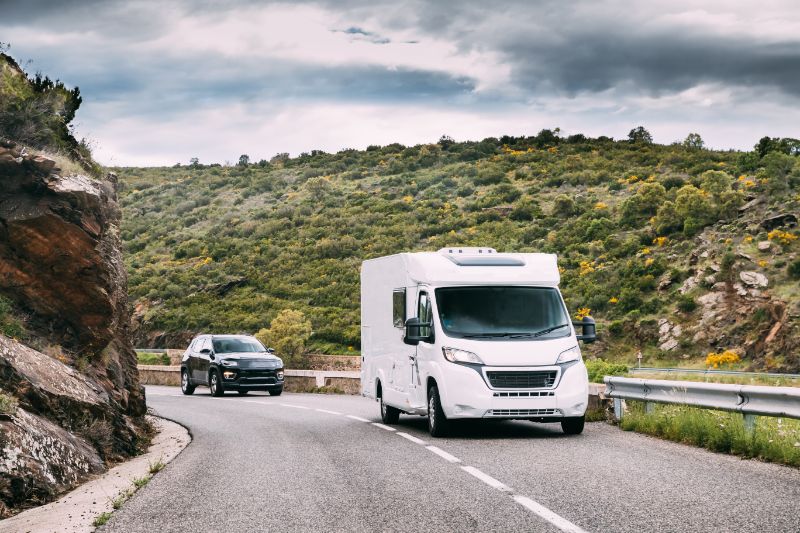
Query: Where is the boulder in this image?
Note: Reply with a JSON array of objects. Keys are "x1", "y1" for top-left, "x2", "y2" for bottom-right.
[
  {"x1": 740, "y1": 271, "x2": 768, "y2": 288},
  {"x1": 0, "y1": 408, "x2": 104, "y2": 517},
  {"x1": 757, "y1": 241, "x2": 771, "y2": 252}
]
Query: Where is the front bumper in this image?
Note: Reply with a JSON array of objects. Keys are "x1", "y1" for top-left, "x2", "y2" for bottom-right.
[
  {"x1": 220, "y1": 368, "x2": 284, "y2": 390},
  {"x1": 438, "y1": 361, "x2": 589, "y2": 419}
]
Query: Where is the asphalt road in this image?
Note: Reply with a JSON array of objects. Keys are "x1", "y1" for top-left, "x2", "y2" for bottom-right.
[{"x1": 101, "y1": 386, "x2": 800, "y2": 533}]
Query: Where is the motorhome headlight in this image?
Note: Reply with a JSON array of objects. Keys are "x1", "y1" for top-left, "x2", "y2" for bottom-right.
[
  {"x1": 556, "y1": 345, "x2": 581, "y2": 364},
  {"x1": 220, "y1": 359, "x2": 238, "y2": 367},
  {"x1": 442, "y1": 347, "x2": 484, "y2": 365}
]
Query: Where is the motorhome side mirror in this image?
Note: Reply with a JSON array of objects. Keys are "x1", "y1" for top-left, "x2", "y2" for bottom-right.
[
  {"x1": 574, "y1": 316, "x2": 597, "y2": 344},
  {"x1": 404, "y1": 317, "x2": 432, "y2": 346}
]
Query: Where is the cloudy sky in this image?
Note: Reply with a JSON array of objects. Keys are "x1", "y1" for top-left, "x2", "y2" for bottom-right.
[{"x1": 2, "y1": 0, "x2": 800, "y2": 165}]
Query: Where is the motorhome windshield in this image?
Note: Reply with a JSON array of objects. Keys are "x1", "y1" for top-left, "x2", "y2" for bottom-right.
[{"x1": 435, "y1": 286, "x2": 570, "y2": 339}]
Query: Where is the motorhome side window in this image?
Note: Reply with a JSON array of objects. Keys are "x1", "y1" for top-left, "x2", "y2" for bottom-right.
[
  {"x1": 392, "y1": 289, "x2": 406, "y2": 328},
  {"x1": 418, "y1": 291, "x2": 432, "y2": 339}
]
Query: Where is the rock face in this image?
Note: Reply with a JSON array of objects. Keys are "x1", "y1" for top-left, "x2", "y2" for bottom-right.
[{"x1": 0, "y1": 139, "x2": 147, "y2": 517}]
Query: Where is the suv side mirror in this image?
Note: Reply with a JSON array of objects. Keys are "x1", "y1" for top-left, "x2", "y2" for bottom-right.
[
  {"x1": 267, "y1": 348, "x2": 275, "y2": 354},
  {"x1": 404, "y1": 317, "x2": 432, "y2": 346},
  {"x1": 199, "y1": 348, "x2": 212, "y2": 354},
  {"x1": 573, "y1": 316, "x2": 596, "y2": 344}
]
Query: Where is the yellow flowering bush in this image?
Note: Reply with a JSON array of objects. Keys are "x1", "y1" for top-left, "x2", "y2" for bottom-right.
[
  {"x1": 768, "y1": 229, "x2": 797, "y2": 246},
  {"x1": 705, "y1": 350, "x2": 740, "y2": 369},
  {"x1": 608, "y1": 296, "x2": 619, "y2": 304},
  {"x1": 579, "y1": 261, "x2": 595, "y2": 276},
  {"x1": 575, "y1": 307, "x2": 591, "y2": 320},
  {"x1": 653, "y1": 236, "x2": 668, "y2": 247}
]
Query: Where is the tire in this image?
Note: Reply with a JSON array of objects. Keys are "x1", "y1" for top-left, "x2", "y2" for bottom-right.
[
  {"x1": 237, "y1": 390, "x2": 249, "y2": 396},
  {"x1": 180, "y1": 369, "x2": 195, "y2": 395},
  {"x1": 427, "y1": 385, "x2": 450, "y2": 438},
  {"x1": 210, "y1": 370, "x2": 225, "y2": 397},
  {"x1": 380, "y1": 395, "x2": 400, "y2": 424},
  {"x1": 561, "y1": 415, "x2": 585, "y2": 435},
  {"x1": 268, "y1": 387, "x2": 283, "y2": 397}
]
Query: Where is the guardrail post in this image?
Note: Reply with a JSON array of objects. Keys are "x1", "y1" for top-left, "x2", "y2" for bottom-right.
[
  {"x1": 613, "y1": 398, "x2": 624, "y2": 420},
  {"x1": 743, "y1": 413, "x2": 757, "y2": 436},
  {"x1": 645, "y1": 402, "x2": 655, "y2": 414}
]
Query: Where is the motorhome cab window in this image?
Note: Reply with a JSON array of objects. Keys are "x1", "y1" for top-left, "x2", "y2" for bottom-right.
[
  {"x1": 435, "y1": 286, "x2": 569, "y2": 339},
  {"x1": 392, "y1": 289, "x2": 406, "y2": 328},
  {"x1": 418, "y1": 291, "x2": 433, "y2": 339}
]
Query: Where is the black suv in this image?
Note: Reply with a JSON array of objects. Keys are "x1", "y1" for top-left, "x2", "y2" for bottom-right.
[{"x1": 181, "y1": 334, "x2": 285, "y2": 396}]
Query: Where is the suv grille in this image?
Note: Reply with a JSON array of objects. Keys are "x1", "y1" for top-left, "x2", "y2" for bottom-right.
[
  {"x1": 487, "y1": 409, "x2": 559, "y2": 417},
  {"x1": 486, "y1": 370, "x2": 557, "y2": 389}
]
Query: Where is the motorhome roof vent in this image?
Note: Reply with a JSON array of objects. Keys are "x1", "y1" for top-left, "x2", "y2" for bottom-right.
[{"x1": 438, "y1": 248, "x2": 525, "y2": 266}]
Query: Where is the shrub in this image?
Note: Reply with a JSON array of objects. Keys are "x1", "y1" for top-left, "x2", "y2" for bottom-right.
[
  {"x1": 256, "y1": 309, "x2": 313, "y2": 366},
  {"x1": 787, "y1": 260, "x2": 800, "y2": 280},
  {"x1": 0, "y1": 391, "x2": 18, "y2": 415},
  {"x1": 705, "y1": 350, "x2": 740, "y2": 369},
  {"x1": 676, "y1": 294, "x2": 697, "y2": 313},
  {"x1": 585, "y1": 359, "x2": 628, "y2": 383},
  {"x1": 137, "y1": 352, "x2": 171, "y2": 365}
]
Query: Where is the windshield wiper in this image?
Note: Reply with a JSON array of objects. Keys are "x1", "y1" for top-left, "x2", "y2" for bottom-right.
[
  {"x1": 531, "y1": 323, "x2": 570, "y2": 338},
  {"x1": 461, "y1": 332, "x2": 517, "y2": 338}
]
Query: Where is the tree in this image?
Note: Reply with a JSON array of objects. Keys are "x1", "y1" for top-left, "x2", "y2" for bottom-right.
[
  {"x1": 189, "y1": 157, "x2": 200, "y2": 167},
  {"x1": 683, "y1": 133, "x2": 704, "y2": 150},
  {"x1": 237, "y1": 154, "x2": 250, "y2": 166},
  {"x1": 437, "y1": 135, "x2": 455, "y2": 150},
  {"x1": 255, "y1": 309, "x2": 312, "y2": 367},
  {"x1": 628, "y1": 126, "x2": 653, "y2": 144}
]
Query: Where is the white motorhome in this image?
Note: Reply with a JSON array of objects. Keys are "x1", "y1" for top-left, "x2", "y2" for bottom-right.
[{"x1": 361, "y1": 247, "x2": 595, "y2": 437}]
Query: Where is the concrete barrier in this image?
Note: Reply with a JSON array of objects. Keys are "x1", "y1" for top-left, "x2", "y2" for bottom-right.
[
  {"x1": 138, "y1": 365, "x2": 609, "y2": 404},
  {"x1": 137, "y1": 366, "x2": 361, "y2": 394}
]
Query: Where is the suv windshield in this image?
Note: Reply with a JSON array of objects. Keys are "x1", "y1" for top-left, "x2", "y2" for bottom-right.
[
  {"x1": 212, "y1": 337, "x2": 266, "y2": 354},
  {"x1": 435, "y1": 286, "x2": 570, "y2": 339}
]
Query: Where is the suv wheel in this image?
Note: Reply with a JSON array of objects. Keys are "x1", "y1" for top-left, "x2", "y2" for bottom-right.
[
  {"x1": 380, "y1": 395, "x2": 400, "y2": 424},
  {"x1": 210, "y1": 370, "x2": 224, "y2": 397},
  {"x1": 181, "y1": 369, "x2": 195, "y2": 395},
  {"x1": 268, "y1": 387, "x2": 283, "y2": 397},
  {"x1": 561, "y1": 415, "x2": 585, "y2": 435},
  {"x1": 428, "y1": 385, "x2": 450, "y2": 437}
]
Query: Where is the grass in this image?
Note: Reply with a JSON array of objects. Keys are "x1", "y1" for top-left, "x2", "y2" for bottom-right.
[
  {"x1": 628, "y1": 371, "x2": 800, "y2": 387},
  {"x1": 620, "y1": 401, "x2": 800, "y2": 467},
  {"x1": 148, "y1": 457, "x2": 165, "y2": 474},
  {"x1": 93, "y1": 512, "x2": 112, "y2": 526},
  {"x1": 136, "y1": 352, "x2": 171, "y2": 365}
]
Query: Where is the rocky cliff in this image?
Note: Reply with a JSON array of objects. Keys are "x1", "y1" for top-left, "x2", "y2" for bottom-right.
[{"x1": 0, "y1": 139, "x2": 148, "y2": 517}]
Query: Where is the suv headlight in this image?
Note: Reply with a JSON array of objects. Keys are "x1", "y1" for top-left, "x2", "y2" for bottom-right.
[
  {"x1": 442, "y1": 347, "x2": 484, "y2": 365},
  {"x1": 556, "y1": 345, "x2": 581, "y2": 364},
  {"x1": 220, "y1": 359, "x2": 238, "y2": 367}
]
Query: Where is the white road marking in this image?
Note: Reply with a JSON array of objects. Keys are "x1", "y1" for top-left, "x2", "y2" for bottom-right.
[
  {"x1": 425, "y1": 446, "x2": 461, "y2": 463},
  {"x1": 316, "y1": 409, "x2": 342, "y2": 415},
  {"x1": 396, "y1": 432, "x2": 426, "y2": 445},
  {"x1": 280, "y1": 403, "x2": 310, "y2": 410},
  {"x1": 372, "y1": 423, "x2": 396, "y2": 431},
  {"x1": 513, "y1": 495, "x2": 589, "y2": 533},
  {"x1": 240, "y1": 400, "x2": 273, "y2": 405},
  {"x1": 346, "y1": 415, "x2": 370, "y2": 422},
  {"x1": 460, "y1": 466, "x2": 512, "y2": 492}
]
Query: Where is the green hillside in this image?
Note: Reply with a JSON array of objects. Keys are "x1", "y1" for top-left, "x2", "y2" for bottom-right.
[{"x1": 116, "y1": 132, "x2": 800, "y2": 371}]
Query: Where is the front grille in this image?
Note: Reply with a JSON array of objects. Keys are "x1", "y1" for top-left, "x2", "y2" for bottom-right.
[
  {"x1": 487, "y1": 409, "x2": 559, "y2": 417},
  {"x1": 486, "y1": 371, "x2": 557, "y2": 389},
  {"x1": 239, "y1": 370, "x2": 278, "y2": 385},
  {"x1": 493, "y1": 391, "x2": 554, "y2": 398}
]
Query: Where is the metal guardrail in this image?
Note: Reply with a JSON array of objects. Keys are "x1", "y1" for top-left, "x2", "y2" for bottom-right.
[
  {"x1": 629, "y1": 367, "x2": 800, "y2": 379},
  {"x1": 604, "y1": 377, "x2": 800, "y2": 431}
]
